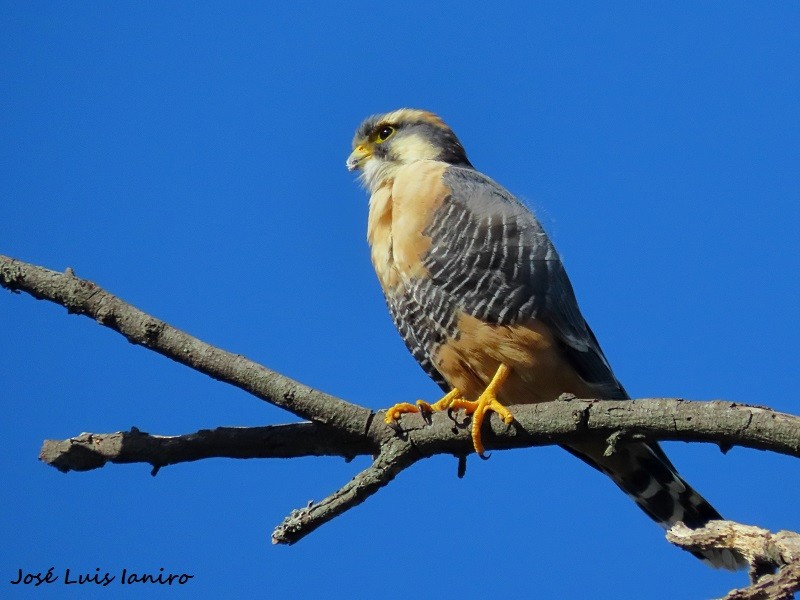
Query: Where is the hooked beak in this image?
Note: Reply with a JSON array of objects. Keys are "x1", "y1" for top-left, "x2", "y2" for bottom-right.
[{"x1": 346, "y1": 144, "x2": 371, "y2": 171}]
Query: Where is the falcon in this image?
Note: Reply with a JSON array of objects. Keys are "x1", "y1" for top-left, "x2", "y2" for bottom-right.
[{"x1": 347, "y1": 108, "x2": 743, "y2": 569}]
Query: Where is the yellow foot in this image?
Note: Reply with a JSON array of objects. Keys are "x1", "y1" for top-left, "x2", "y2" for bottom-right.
[
  {"x1": 416, "y1": 388, "x2": 463, "y2": 413},
  {"x1": 383, "y1": 364, "x2": 515, "y2": 457},
  {"x1": 384, "y1": 388, "x2": 463, "y2": 423},
  {"x1": 450, "y1": 364, "x2": 514, "y2": 456}
]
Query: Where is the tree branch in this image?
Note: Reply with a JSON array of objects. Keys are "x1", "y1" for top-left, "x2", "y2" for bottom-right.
[
  {"x1": 39, "y1": 423, "x2": 376, "y2": 473},
  {"x1": 0, "y1": 254, "x2": 370, "y2": 434},
  {"x1": 37, "y1": 399, "x2": 800, "y2": 475},
  {"x1": 668, "y1": 522, "x2": 800, "y2": 599},
  {"x1": 271, "y1": 438, "x2": 421, "y2": 545},
  {"x1": 5, "y1": 253, "x2": 800, "y2": 599}
]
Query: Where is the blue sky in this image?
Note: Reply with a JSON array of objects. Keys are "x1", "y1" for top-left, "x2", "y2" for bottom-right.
[{"x1": 2, "y1": 3, "x2": 798, "y2": 598}]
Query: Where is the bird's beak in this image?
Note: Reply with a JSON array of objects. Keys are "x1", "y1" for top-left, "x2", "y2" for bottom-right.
[{"x1": 346, "y1": 144, "x2": 371, "y2": 172}]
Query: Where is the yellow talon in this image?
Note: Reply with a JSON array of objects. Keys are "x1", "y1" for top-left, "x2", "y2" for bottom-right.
[
  {"x1": 416, "y1": 388, "x2": 463, "y2": 413},
  {"x1": 384, "y1": 388, "x2": 464, "y2": 424},
  {"x1": 383, "y1": 364, "x2": 515, "y2": 456},
  {"x1": 383, "y1": 402, "x2": 419, "y2": 423},
  {"x1": 450, "y1": 364, "x2": 514, "y2": 456}
]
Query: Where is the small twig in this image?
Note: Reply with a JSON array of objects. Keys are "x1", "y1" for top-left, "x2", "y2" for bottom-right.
[{"x1": 271, "y1": 439, "x2": 420, "y2": 544}]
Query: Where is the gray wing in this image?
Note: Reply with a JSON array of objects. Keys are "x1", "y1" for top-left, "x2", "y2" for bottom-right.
[
  {"x1": 414, "y1": 166, "x2": 628, "y2": 399},
  {"x1": 383, "y1": 289, "x2": 450, "y2": 391}
]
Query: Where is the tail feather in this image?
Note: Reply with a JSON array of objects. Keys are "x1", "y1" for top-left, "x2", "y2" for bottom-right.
[{"x1": 565, "y1": 440, "x2": 746, "y2": 570}]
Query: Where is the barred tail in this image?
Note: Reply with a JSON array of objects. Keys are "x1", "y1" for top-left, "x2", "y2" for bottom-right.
[{"x1": 565, "y1": 440, "x2": 746, "y2": 570}]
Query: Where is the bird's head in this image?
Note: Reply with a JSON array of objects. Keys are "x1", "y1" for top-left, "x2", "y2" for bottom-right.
[{"x1": 347, "y1": 109, "x2": 472, "y2": 192}]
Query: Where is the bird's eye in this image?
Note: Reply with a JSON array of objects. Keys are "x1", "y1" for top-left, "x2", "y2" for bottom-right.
[{"x1": 376, "y1": 125, "x2": 395, "y2": 142}]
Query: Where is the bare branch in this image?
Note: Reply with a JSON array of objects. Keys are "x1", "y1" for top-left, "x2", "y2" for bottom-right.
[
  {"x1": 271, "y1": 439, "x2": 420, "y2": 545},
  {"x1": 35, "y1": 397, "x2": 800, "y2": 547},
  {"x1": 0, "y1": 254, "x2": 371, "y2": 434},
  {"x1": 5, "y1": 253, "x2": 800, "y2": 597},
  {"x1": 39, "y1": 423, "x2": 376, "y2": 473},
  {"x1": 38, "y1": 399, "x2": 800, "y2": 473},
  {"x1": 668, "y1": 522, "x2": 800, "y2": 599}
]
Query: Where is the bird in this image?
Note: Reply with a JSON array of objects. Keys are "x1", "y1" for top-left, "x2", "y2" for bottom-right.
[{"x1": 346, "y1": 108, "x2": 744, "y2": 570}]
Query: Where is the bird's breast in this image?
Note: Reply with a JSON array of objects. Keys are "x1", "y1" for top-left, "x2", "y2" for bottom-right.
[
  {"x1": 366, "y1": 161, "x2": 452, "y2": 293},
  {"x1": 367, "y1": 183, "x2": 399, "y2": 291}
]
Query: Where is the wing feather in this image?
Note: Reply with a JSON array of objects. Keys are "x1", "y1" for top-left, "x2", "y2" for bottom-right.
[{"x1": 415, "y1": 166, "x2": 628, "y2": 398}]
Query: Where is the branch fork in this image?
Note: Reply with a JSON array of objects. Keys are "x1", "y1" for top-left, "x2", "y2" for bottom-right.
[{"x1": 3, "y1": 253, "x2": 799, "y2": 599}]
